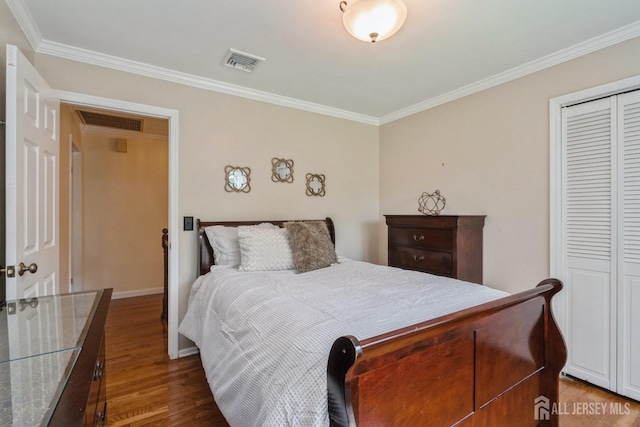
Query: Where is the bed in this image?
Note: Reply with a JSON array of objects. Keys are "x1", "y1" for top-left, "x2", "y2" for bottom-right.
[{"x1": 179, "y1": 217, "x2": 567, "y2": 426}]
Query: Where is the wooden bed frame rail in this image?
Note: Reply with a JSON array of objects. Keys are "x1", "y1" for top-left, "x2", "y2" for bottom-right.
[
  {"x1": 161, "y1": 228, "x2": 168, "y2": 322},
  {"x1": 328, "y1": 279, "x2": 567, "y2": 427}
]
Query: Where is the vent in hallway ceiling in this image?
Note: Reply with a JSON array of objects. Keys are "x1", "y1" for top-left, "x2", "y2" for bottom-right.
[
  {"x1": 77, "y1": 110, "x2": 144, "y2": 132},
  {"x1": 222, "y1": 48, "x2": 265, "y2": 73}
]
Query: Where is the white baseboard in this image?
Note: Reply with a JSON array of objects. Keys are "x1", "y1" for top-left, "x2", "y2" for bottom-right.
[
  {"x1": 111, "y1": 287, "x2": 163, "y2": 300},
  {"x1": 178, "y1": 346, "x2": 199, "y2": 358}
]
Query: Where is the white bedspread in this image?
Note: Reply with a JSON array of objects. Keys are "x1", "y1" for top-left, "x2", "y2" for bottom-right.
[{"x1": 179, "y1": 258, "x2": 508, "y2": 427}]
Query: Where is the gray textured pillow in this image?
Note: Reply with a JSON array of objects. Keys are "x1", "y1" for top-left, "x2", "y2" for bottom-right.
[{"x1": 285, "y1": 221, "x2": 337, "y2": 272}]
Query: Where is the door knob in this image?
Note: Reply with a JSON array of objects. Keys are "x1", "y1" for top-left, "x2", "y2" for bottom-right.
[{"x1": 17, "y1": 262, "x2": 38, "y2": 276}]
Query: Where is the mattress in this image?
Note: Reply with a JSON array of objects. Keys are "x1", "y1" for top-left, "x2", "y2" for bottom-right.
[{"x1": 179, "y1": 257, "x2": 509, "y2": 427}]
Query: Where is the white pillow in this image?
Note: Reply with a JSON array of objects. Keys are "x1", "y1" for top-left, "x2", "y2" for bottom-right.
[
  {"x1": 205, "y1": 223, "x2": 278, "y2": 267},
  {"x1": 238, "y1": 227, "x2": 295, "y2": 271}
]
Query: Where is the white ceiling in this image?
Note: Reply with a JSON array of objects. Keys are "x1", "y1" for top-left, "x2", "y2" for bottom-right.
[{"x1": 7, "y1": 0, "x2": 640, "y2": 124}]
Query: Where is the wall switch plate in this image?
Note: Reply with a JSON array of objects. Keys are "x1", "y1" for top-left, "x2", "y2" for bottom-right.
[{"x1": 184, "y1": 216, "x2": 194, "y2": 231}]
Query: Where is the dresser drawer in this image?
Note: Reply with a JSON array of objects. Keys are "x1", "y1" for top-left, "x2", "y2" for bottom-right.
[
  {"x1": 389, "y1": 247, "x2": 453, "y2": 276},
  {"x1": 389, "y1": 227, "x2": 454, "y2": 251}
]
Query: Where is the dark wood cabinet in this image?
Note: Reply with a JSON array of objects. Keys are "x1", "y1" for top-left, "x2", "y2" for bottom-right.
[
  {"x1": 0, "y1": 289, "x2": 112, "y2": 427},
  {"x1": 385, "y1": 215, "x2": 485, "y2": 284},
  {"x1": 83, "y1": 334, "x2": 107, "y2": 426},
  {"x1": 51, "y1": 289, "x2": 112, "y2": 427}
]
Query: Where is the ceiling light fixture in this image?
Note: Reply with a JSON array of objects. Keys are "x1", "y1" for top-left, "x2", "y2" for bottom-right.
[{"x1": 339, "y1": 0, "x2": 407, "y2": 43}]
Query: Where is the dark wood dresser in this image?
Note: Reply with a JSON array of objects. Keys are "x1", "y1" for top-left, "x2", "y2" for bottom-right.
[
  {"x1": 0, "y1": 289, "x2": 112, "y2": 426},
  {"x1": 385, "y1": 215, "x2": 485, "y2": 284}
]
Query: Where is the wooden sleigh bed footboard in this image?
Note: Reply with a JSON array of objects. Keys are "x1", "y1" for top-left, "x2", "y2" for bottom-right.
[{"x1": 327, "y1": 279, "x2": 567, "y2": 427}]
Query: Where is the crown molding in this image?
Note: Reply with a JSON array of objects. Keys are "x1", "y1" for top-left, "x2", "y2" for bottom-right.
[
  {"x1": 36, "y1": 40, "x2": 379, "y2": 126},
  {"x1": 8, "y1": 0, "x2": 639, "y2": 127},
  {"x1": 379, "y1": 20, "x2": 640, "y2": 125},
  {"x1": 6, "y1": 0, "x2": 374, "y2": 125},
  {"x1": 5, "y1": 0, "x2": 42, "y2": 49}
]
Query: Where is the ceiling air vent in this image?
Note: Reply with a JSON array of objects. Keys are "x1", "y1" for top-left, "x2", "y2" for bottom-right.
[
  {"x1": 77, "y1": 110, "x2": 144, "y2": 132},
  {"x1": 222, "y1": 48, "x2": 265, "y2": 73}
]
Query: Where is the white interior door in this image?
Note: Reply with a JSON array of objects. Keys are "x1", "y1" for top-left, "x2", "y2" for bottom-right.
[
  {"x1": 560, "y1": 97, "x2": 617, "y2": 390},
  {"x1": 5, "y1": 44, "x2": 60, "y2": 299},
  {"x1": 617, "y1": 90, "x2": 640, "y2": 401}
]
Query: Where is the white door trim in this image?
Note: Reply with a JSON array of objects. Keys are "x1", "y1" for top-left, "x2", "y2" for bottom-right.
[
  {"x1": 67, "y1": 134, "x2": 74, "y2": 294},
  {"x1": 53, "y1": 90, "x2": 180, "y2": 359},
  {"x1": 71, "y1": 144, "x2": 82, "y2": 293}
]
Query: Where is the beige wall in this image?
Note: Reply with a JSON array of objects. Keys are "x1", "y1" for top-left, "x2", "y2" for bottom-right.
[
  {"x1": 82, "y1": 131, "x2": 168, "y2": 295},
  {"x1": 0, "y1": 4, "x2": 33, "y2": 64},
  {"x1": 28, "y1": 52, "x2": 379, "y2": 350},
  {"x1": 380, "y1": 36, "x2": 640, "y2": 294}
]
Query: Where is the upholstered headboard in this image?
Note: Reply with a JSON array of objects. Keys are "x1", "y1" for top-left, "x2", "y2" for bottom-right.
[{"x1": 196, "y1": 218, "x2": 335, "y2": 276}]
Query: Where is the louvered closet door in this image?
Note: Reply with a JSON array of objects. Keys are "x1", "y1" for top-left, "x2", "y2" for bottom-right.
[
  {"x1": 617, "y1": 91, "x2": 640, "y2": 401},
  {"x1": 561, "y1": 97, "x2": 617, "y2": 390}
]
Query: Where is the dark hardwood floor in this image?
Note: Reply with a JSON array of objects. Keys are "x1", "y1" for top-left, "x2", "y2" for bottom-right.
[
  {"x1": 106, "y1": 293, "x2": 640, "y2": 426},
  {"x1": 105, "y1": 293, "x2": 228, "y2": 427}
]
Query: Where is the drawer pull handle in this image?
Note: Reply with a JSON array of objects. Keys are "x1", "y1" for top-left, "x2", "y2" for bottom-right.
[
  {"x1": 413, "y1": 235, "x2": 424, "y2": 241},
  {"x1": 93, "y1": 362, "x2": 104, "y2": 380},
  {"x1": 413, "y1": 255, "x2": 425, "y2": 261}
]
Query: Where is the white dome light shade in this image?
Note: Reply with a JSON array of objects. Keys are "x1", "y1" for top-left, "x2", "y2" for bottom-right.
[{"x1": 341, "y1": 0, "x2": 407, "y2": 43}]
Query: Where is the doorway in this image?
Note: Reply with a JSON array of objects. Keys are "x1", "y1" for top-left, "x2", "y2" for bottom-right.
[
  {"x1": 63, "y1": 104, "x2": 169, "y2": 298},
  {"x1": 55, "y1": 91, "x2": 180, "y2": 359}
]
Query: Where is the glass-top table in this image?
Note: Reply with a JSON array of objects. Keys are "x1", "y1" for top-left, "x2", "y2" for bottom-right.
[{"x1": 0, "y1": 290, "x2": 102, "y2": 426}]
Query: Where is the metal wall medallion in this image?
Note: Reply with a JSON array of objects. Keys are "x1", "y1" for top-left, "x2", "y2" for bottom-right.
[
  {"x1": 224, "y1": 166, "x2": 251, "y2": 193},
  {"x1": 271, "y1": 158, "x2": 294, "y2": 183},
  {"x1": 305, "y1": 173, "x2": 326, "y2": 197},
  {"x1": 418, "y1": 189, "x2": 446, "y2": 215}
]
